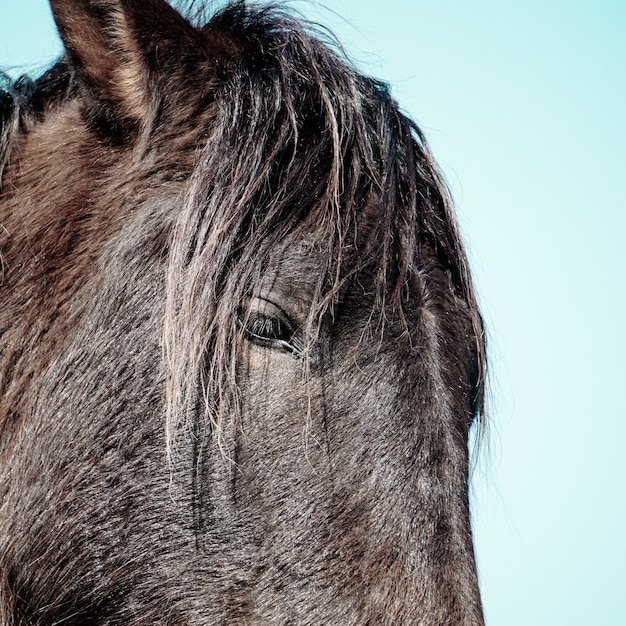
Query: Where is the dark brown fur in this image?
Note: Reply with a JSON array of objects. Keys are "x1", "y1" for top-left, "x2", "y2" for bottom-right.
[{"x1": 0, "y1": 1, "x2": 486, "y2": 624}]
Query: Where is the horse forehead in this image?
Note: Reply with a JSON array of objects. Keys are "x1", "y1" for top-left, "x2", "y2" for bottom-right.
[
  {"x1": 259, "y1": 234, "x2": 420, "y2": 296},
  {"x1": 255, "y1": 241, "x2": 325, "y2": 311}
]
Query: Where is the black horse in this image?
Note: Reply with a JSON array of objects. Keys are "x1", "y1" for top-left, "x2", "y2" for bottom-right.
[{"x1": 0, "y1": 1, "x2": 486, "y2": 623}]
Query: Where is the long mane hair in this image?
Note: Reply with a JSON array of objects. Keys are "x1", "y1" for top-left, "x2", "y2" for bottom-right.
[{"x1": 159, "y1": 3, "x2": 486, "y2": 452}]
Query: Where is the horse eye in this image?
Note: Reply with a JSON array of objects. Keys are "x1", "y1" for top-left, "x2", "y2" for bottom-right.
[
  {"x1": 238, "y1": 301, "x2": 304, "y2": 356},
  {"x1": 246, "y1": 313, "x2": 292, "y2": 342}
]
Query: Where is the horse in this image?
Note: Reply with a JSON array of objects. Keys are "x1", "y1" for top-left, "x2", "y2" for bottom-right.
[{"x1": 0, "y1": 1, "x2": 486, "y2": 624}]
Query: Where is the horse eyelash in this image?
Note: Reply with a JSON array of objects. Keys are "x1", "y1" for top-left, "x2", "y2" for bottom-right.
[
  {"x1": 238, "y1": 311, "x2": 304, "y2": 356},
  {"x1": 247, "y1": 313, "x2": 289, "y2": 341}
]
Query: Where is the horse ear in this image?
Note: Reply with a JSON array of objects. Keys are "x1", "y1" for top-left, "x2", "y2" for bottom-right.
[{"x1": 50, "y1": 0, "x2": 205, "y2": 127}]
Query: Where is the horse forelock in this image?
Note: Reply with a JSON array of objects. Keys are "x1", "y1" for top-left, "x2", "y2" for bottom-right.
[{"x1": 163, "y1": 3, "x2": 487, "y2": 455}]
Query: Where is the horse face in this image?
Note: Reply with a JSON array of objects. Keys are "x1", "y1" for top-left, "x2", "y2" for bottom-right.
[
  {"x1": 0, "y1": 0, "x2": 485, "y2": 624},
  {"x1": 218, "y1": 239, "x2": 484, "y2": 623}
]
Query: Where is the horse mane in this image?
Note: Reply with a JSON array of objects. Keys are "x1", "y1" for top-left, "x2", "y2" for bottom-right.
[
  {"x1": 0, "y1": 64, "x2": 76, "y2": 185},
  {"x1": 0, "y1": 75, "x2": 29, "y2": 185},
  {"x1": 162, "y1": 2, "x2": 487, "y2": 450}
]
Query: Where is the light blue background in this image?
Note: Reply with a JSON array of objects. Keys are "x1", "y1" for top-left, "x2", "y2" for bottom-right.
[{"x1": 2, "y1": 1, "x2": 625, "y2": 623}]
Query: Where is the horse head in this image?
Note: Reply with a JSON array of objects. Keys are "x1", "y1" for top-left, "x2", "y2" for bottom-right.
[{"x1": 0, "y1": 1, "x2": 486, "y2": 623}]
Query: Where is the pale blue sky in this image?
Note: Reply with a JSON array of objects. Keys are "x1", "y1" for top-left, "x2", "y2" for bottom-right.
[{"x1": 2, "y1": 1, "x2": 625, "y2": 624}]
